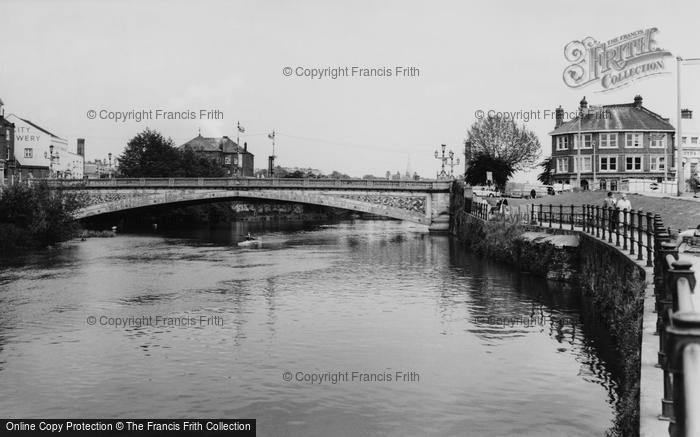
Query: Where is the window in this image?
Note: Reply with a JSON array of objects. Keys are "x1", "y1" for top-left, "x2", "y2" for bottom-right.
[
  {"x1": 600, "y1": 155, "x2": 617, "y2": 172},
  {"x1": 556, "y1": 157, "x2": 569, "y2": 173},
  {"x1": 650, "y1": 156, "x2": 666, "y2": 171},
  {"x1": 682, "y1": 136, "x2": 688, "y2": 144},
  {"x1": 4, "y1": 129, "x2": 8, "y2": 141},
  {"x1": 692, "y1": 137, "x2": 699, "y2": 144},
  {"x1": 599, "y1": 133, "x2": 617, "y2": 149},
  {"x1": 573, "y1": 156, "x2": 592, "y2": 172},
  {"x1": 573, "y1": 134, "x2": 592, "y2": 149},
  {"x1": 625, "y1": 133, "x2": 642, "y2": 148},
  {"x1": 24, "y1": 148, "x2": 32, "y2": 158},
  {"x1": 625, "y1": 156, "x2": 642, "y2": 171},
  {"x1": 224, "y1": 156, "x2": 231, "y2": 165},
  {"x1": 650, "y1": 133, "x2": 667, "y2": 148},
  {"x1": 556, "y1": 136, "x2": 569, "y2": 151}
]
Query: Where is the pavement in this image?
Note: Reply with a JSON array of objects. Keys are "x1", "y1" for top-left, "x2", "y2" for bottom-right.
[{"x1": 507, "y1": 191, "x2": 700, "y2": 231}]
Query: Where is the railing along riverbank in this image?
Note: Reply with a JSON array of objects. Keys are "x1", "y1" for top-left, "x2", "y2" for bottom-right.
[{"x1": 467, "y1": 200, "x2": 700, "y2": 437}]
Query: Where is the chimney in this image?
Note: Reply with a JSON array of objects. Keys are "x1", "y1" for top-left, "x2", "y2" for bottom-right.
[
  {"x1": 579, "y1": 96, "x2": 588, "y2": 111},
  {"x1": 244, "y1": 141, "x2": 247, "y2": 152},
  {"x1": 681, "y1": 108, "x2": 693, "y2": 119},
  {"x1": 634, "y1": 95, "x2": 643, "y2": 108},
  {"x1": 0, "y1": 97, "x2": 4, "y2": 117},
  {"x1": 555, "y1": 106, "x2": 564, "y2": 128},
  {"x1": 77, "y1": 138, "x2": 85, "y2": 157}
]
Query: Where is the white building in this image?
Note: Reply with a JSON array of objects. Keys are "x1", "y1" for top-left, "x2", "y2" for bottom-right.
[
  {"x1": 6, "y1": 114, "x2": 83, "y2": 179},
  {"x1": 680, "y1": 108, "x2": 700, "y2": 183}
]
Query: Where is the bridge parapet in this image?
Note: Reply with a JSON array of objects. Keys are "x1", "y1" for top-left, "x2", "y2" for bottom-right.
[{"x1": 40, "y1": 177, "x2": 451, "y2": 192}]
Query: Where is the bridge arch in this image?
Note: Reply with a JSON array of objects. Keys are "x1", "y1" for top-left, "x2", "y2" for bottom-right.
[{"x1": 76, "y1": 189, "x2": 434, "y2": 226}]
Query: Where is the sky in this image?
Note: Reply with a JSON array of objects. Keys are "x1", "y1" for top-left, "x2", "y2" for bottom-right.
[{"x1": 1, "y1": 0, "x2": 700, "y2": 182}]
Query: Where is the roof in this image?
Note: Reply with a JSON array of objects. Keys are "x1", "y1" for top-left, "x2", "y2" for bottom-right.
[
  {"x1": 549, "y1": 103, "x2": 675, "y2": 135},
  {"x1": 8, "y1": 114, "x2": 65, "y2": 139},
  {"x1": 179, "y1": 134, "x2": 252, "y2": 154}
]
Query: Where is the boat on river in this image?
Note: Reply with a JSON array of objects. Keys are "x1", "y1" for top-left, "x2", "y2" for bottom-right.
[{"x1": 237, "y1": 235, "x2": 261, "y2": 247}]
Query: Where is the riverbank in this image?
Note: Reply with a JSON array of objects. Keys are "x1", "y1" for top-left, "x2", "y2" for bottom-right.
[
  {"x1": 451, "y1": 186, "x2": 644, "y2": 437},
  {"x1": 0, "y1": 182, "x2": 83, "y2": 255}
]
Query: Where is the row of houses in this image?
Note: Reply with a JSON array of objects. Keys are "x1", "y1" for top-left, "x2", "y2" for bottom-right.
[{"x1": 548, "y1": 95, "x2": 700, "y2": 191}]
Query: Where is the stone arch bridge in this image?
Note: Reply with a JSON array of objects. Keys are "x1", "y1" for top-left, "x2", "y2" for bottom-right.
[{"x1": 44, "y1": 178, "x2": 453, "y2": 232}]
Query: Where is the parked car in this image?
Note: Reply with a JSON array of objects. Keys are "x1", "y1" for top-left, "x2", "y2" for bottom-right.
[
  {"x1": 505, "y1": 189, "x2": 524, "y2": 198},
  {"x1": 472, "y1": 186, "x2": 501, "y2": 197}
]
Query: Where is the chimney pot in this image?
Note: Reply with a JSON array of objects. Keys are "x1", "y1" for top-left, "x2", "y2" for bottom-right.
[
  {"x1": 555, "y1": 106, "x2": 565, "y2": 128},
  {"x1": 634, "y1": 95, "x2": 643, "y2": 108}
]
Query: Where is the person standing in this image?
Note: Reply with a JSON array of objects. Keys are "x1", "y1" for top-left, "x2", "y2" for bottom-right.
[
  {"x1": 617, "y1": 193, "x2": 632, "y2": 227},
  {"x1": 603, "y1": 191, "x2": 617, "y2": 232}
]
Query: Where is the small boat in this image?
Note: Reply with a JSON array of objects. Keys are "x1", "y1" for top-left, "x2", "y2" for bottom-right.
[{"x1": 237, "y1": 235, "x2": 261, "y2": 247}]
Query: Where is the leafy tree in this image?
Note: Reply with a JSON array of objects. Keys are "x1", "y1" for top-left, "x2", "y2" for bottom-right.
[
  {"x1": 119, "y1": 129, "x2": 225, "y2": 177},
  {"x1": 465, "y1": 153, "x2": 515, "y2": 191},
  {"x1": 466, "y1": 115, "x2": 541, "y2": 171},
  {"x1": 537, "y1": 157, "x2": 554, "y2": 185},
  {"x1": 118, "y1": 129, "x2": 181, "y2": 177}
]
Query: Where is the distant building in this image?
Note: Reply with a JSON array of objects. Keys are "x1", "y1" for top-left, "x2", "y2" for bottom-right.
[
  {"x1": 6, "y1": 113, "x2": 83, "y2": 180},
  {"x1": 0, "y1": 98, "x2": 15, "y2": 185},
  {"x1": 549, "y1": 95, "x2": 675, "y2": 191},
  {"x1": 179, "y1": 134, "x2": 254, "y2": 177},
  {"x1": 281, "y1": 166, "x2": 323, "y2": 177},
  {"x1": 680, "y1": 108, "x2": 700, "y2": 182},
  {"x1": 84, "y1": 158, "x2": 118, "y2": 179}
]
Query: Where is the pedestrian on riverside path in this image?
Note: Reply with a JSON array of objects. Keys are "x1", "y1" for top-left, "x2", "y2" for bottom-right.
[
  {"x1": 617, "y1": 193, "x2": 632, "y2": 226},
  {"x1": 603, "y1": 192, "x2": 617, "y2": 232}
]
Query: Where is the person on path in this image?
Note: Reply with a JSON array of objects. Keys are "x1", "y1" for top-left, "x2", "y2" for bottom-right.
[
  {"x1": 617, "y1": 193, "x2": 632, "y2": 227},
  {"x1": 603, "y1": 191, "x2": 617, "y2": 232}
]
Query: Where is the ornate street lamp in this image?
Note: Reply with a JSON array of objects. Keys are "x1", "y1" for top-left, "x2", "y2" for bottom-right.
[{"x1": 434, "y1": 144, "x2": 460, "y2": 180}]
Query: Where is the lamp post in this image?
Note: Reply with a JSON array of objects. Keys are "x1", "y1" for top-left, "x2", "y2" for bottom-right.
[
  {"x1": 434, "y1": 144, "x2": 448, "y2": 179},
  {"x1": 434, "y1": 144, "x2": 460, "y2": 180},
  {"x1": 46, "y1": 145, "x2": 56, "y2": 178},
  {"x1": 108, "y1": 153, "x2": 113, "y2": 178},
  {"x1": 676, "y1": 56, "x2": 700, "y2": 196}
]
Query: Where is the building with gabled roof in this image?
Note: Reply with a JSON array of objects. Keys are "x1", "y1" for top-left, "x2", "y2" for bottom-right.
[
  {"x1": 6, "y1": 113, "x2": 83, "y2": 180},
  {"x1": 548, "y1": 95, "x2": 676, "y2": 191},
  {"x1": 179, "y1": 133, "x2": 254, "y2": 177}
]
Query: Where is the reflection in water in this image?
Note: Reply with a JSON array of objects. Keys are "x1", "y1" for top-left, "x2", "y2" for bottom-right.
[{"x1": 0, "y1": 219, "x2": 618, "y2": 436}]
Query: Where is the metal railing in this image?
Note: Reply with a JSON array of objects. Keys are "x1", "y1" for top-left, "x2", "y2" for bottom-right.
[
  {"x1": 656, "y1": 238, "x2": 700, "y2": 437},
  {"x1": 467, "y1": 203, "x2": 656, "y2": 267},
  {"x1": 466, "y1": 201, "x2": 700, "y2": 436},
  {"x1": 36, "y1": 177, "x2": 451, "y2": 191}
]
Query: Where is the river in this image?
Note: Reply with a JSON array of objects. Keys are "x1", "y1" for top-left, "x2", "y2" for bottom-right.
[{"x1": 0, "y1": 219, "x2": 619, "y2": 436}]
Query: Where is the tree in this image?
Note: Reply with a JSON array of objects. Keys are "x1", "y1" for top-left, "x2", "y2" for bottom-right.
[
  {"x1": 465, "y1": 153, "x2": 515, "y2": 191},
  {"x1": 537, "y1": 157, "x2": 554, "y2": 185},
  {"x1": 119, "y1": 129, "x2": 181, "y2": 177},
  {"x1": 466, "y1": 115, "x2": 541, "y2": 171},
  {"x1": 119, "y1": 129, "x2": 225, "y2": 177}
]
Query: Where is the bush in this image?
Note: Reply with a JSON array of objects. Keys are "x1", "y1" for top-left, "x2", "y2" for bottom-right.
[{"x1": 0, "y1": 182, "x2": 84, "y2": 254}]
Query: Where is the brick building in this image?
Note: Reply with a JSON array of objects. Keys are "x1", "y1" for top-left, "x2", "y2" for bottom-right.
[
  {"x1": 549, "y1": 95, "x2": 675, "y2": 191},
  {"x1": 0, "y1": 98, "x2": 15, "y2": 185},
  {"x1": 179, "y1": 134, "x2": 254, "y2": 177}
]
